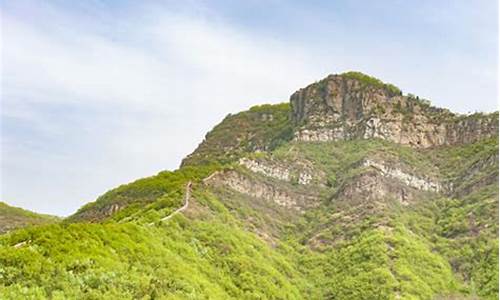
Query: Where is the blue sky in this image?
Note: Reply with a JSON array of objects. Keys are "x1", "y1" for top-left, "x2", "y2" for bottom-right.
[{"x1": 1, "y1": 0, "x2": 498, "y2": 216}]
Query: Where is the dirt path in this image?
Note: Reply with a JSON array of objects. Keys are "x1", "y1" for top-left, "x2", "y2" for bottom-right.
[{"x1": 149, "y1": 181, "x2": 192, "y2": 225}]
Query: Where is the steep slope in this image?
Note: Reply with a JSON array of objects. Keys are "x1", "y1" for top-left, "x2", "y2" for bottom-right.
[
  {"x1": 0, "y1": 202, "x2": 59, "y2": 234},
  {"x1": 181, "y1": 103, "x2": 294, "y2": 167},
  {"x1": 1, "y1": 72, "x2": 498, "y2": 299}
]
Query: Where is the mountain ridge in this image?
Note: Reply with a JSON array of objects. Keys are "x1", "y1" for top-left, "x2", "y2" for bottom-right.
[
  {"x1": 0, "y1": 201, "x2": 60, "y2": 234},
  {"x1": 182, "y1": 71, "x2": 497, "y2": 168},
  {"x1": 1, "y1": 71, "x2": 498, "y2": 299}
]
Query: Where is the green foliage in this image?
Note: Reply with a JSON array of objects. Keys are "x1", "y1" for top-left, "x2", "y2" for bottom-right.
[
  {"x1": 317, "y1": 228, "x2": 457, "y2": 300},
  {"x1": 249, "y1": 103, "x2": 290, "y2": 113},
  {"x1": 273, "y1": 139, "x2": 439, "y2": 188},
  {"x1": 0, "y1": 205, "x2": 311, "y2": 299},
  {"x1": 181, "y1": 103, "x2": 294, "y2": 167},
  {"x1": 424, "y1": 137, "x2": 498, "y2": 180},
  {"x1": 1, "y1": 95, "x2": 498, "y2": 300},
  {"x1": 341, "y1": 71, "x2": 402, "y2": 96},
  {"x1": 0, "y1": 202, "x2": 59, "y2": 234},
  {"x1": 68, "y1": 163, "x2": 222, "y2": 223},
  {"x1": 433, "y1": 185, "x2": 499, "y2": 298}
]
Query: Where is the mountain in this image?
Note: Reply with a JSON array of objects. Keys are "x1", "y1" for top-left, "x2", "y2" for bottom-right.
[
  {"x1": 1, "y1": 72, "x2": 498, "y2": 299},
  {"x1": 0, "y1": 202, "x2": 59, "y2": 234}
]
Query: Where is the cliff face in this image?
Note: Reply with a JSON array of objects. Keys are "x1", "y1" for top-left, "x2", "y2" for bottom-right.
[
  {"x1": 204, "y1": 169, "x2": 320, "y2": 212},
  {"x1": 291, "y1": 73, "x2": 498, "y2": 147},
  {"x1": 183, "y1": 72, "x2": 498, "y2": 170}
]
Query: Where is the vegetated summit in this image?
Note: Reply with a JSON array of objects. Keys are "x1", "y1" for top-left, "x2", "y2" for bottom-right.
[{"x1": 1, "y1": 71, "x2": 498, "y2": 299}]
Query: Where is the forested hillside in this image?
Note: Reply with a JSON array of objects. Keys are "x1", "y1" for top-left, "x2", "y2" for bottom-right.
[{"x1": 1, "y1": 72, "x2": 498, "y2": 299}]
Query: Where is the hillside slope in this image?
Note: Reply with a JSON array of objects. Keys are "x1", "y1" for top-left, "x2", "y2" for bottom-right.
[
  {"x1": 0, "y1": 202, "x2": 59, "y2": 234},
  {"x1": 1, "y1": 72, "x2": 498, "y2": 299}
]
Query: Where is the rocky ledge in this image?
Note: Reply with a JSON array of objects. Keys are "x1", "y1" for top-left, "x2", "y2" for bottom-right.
[
  {"x1": 203, "y1": 170, "x2": 319, "y2": 212},
  {"x1": 238, "y1": 157, "x2": 323, "y2": 185}
]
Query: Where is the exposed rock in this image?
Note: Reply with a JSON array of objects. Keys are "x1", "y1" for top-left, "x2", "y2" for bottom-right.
[
  {"x1": 298, "y1": 172, "x2": 313, "y2": 185},
  {"x1": 70, "y1": 203, "x2": 124, "y2": 223},
  {"x1": 336, "y1": 170, "x2": 430, "y2": 207},
  {"x1": 361, "y1": 159, "x2": 443, "y2": 193},
  {"x1": 291, "y1": 74, "x2": 498, "y2": 148},
  {"x1": 203, "y1": 170, "x2": 319, "y2": 211},
  {"x1": 238, "y1": 157, "x2": 319, "y2": 186},
  {"x1": 239, "y1": 158, "x2": 290, "y2": 181},
  {"x1": 13, "y1": 240, "x2": 30, "y2": 249},
  {"x1": 335, "y1": 158, "x2": 444, "y2": 206},
  {"x1": 456, "y1": 153, "x2": 498, "y2": 184}
]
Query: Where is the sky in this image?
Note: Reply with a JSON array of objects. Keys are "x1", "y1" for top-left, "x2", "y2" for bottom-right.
[{"x1": 1, "y1": 0, "x2": 498, "y2": 216}]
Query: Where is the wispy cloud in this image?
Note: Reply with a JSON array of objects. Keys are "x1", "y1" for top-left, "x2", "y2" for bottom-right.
[{"x1": 1, "y1": 0, "x2": 497, "y2": 215}]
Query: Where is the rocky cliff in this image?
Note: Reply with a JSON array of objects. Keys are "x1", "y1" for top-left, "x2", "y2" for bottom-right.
[
  {"x1": 183, "y1": 72, "x2": 498, "y2": 170},
  {"x1": 291, "y1": 72, "x2": 498, "y2": 147}
]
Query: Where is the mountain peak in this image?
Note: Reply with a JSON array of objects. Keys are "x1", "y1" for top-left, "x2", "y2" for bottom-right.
[
  {"x1": 6, "y1": 71, "x2": 497, "y2": 299},
  {"x1": 181, "y1": 72, "x2": 497, "y2": 168},
  {"x1": 327, "y1": 71, "x2": 402, "y2": 95},
  {"x1": 291, "y1": 72, "x2": 497, "y2": 147}
]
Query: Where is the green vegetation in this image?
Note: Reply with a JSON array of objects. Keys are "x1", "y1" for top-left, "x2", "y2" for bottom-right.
[
  {"x1": 2, "y1": 134, "x2": 497, "y2": 299},
  {"x1": 341, "y1": 71, "x2": 402, "y2": 96},
  {"x1": 1, "y1": 74, "x2": 498, "y2": 299},
  {"x1": 321, "y1": 228, "x2": 458, "y2": 299},
  {"x1": 0, "y1": 202, "x2": 59, "y2": 234},
  {"x1": 273, "y1": 139, "x2": 440, "y2": 185},
  {"x1": 181, "y1": 103, "x2": 294, "y2": 167},
  {"x1": 0, "y1": 217, "x2": 311, "y2": 299},
  {"x1": 68, "y1": 163, "x2": 222, "y2": 223}
]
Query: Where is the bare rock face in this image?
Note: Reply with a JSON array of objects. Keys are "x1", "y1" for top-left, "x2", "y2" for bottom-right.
[
  {"x1": 69, "y1": 203, "x2": 124, "y2": 223},
  {"x1": 291, "y1": 74, "x2": 498, "y2": 148},
  {"x1": 203, "y1": 170, "x2": 319, "y2": 212},
  {"x1": 336, "y1": 158, "x2": 444, "y2": 206},
  {"x1": 337, "y1": 171, "x2": 416, "y2": 206},
  {"x1": 361, "y1": 159, "x2": 443, "y2": 193},
  {"x1": 238, "y1": 157, "x2": 323, "y2": 185},
  {"x1": 239, "y1": 158, "x2": 291, "y2": 182}
]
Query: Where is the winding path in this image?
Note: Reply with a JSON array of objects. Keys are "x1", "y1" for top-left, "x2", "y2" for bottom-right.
[{"x1": 149, "y1": 181, "x2": 192, "y2": 226}]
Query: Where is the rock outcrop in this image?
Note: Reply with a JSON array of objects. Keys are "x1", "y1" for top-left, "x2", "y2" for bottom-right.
[
  {"x1": 239, "y1": 157, "x2": 322, "y2": 185},
  {"x1": 336, "y1": 158, "x2": 443, "y2": 206},
  {"x1": 69, "y1": 203, "x2": 124, "y2": 223},
  {"x1": 203, "y1": 170, "x2": 319, "y2": 211},
  {"x1": 291, "y1": 73, "x2": 498, "y2": 148},
  {"x1": 336, "y1": 171, "x2": 417, "y2": 206},
  {"x1": 239, "y1": 158, "x2": 291, "y2": 182},
  {"x1": 361, "y1": 159, "x2": 443, "y2": 193}
]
